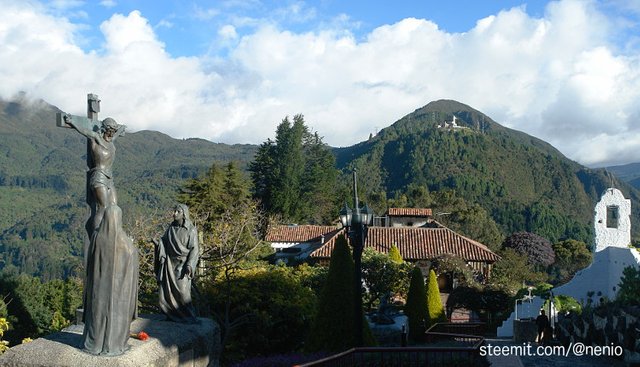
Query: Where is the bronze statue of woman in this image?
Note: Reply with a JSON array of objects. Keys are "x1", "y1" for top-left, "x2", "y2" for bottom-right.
[{"x1": 154, "y1": 204, "x2": 199, "y2": 323}]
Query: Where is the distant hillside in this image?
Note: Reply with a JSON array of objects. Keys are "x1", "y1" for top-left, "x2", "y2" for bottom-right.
[
  {"x1": 0, "y1": 96, "x2": 257, "y2": 279},
  {"x1": 335, "y1": 99, "x2": 640, "y2": 243},
  {"x1": 4, "y1": 96, "x2": 639, "y2": 279},
  {"x1": 606, "y1": 162, "x2": 640, "y2": 189}
]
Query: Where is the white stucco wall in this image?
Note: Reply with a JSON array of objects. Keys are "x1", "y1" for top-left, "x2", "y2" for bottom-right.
[
  {"x1": 594, "y1": 188, "x2": 631, "y2": 252},
  {"x1": 553, "y1": 246, "x2": 640, "y2": 302},
  {"x1": 554, "y1": 188, "x2": 639, "y2": 302}
]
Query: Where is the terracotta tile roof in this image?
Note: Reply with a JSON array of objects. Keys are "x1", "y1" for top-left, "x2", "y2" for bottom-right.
[
  {"x1": 265, "y1": 225, "x2": 340, "y2": 243},
  {"x1": 309, "y1": 226, "x2": 499, "y2": 263},
  {"x1": 387, "y1": 208, "x2": 433, "y2": 217}
]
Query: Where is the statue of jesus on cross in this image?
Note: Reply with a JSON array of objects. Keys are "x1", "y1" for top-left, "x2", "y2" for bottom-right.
[
  {"x1": 56, "y1": 94, "x2": 125, "y2": 236},
  {"x1": 56, "y1": 94, "x2": 138, "y2": 356}
]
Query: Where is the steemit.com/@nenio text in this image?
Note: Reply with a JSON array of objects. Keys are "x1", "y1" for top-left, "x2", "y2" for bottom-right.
[{"x1": 479, "y1": 342, "x2": 624, "y2": 358}]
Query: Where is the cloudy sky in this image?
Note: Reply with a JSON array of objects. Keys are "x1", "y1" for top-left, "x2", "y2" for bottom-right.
[{"x1": 1, "y1": 0, "x2": 639, "y2": 167}]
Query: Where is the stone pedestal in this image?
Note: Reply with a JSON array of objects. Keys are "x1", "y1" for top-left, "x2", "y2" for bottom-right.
[
  {"x1": 0, "y1": 315, "x2": 220, "y2": 367},
  {"x1": 368, "y1": 315, "x2": 409, "y2": 346},
  {"x1": 513, "y1": 319, "x2": 537, "y2": 343}
]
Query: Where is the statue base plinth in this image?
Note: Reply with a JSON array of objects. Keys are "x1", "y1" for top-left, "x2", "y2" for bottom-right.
[{"x1": 0, "y1": 315, "x2": 220, "y2": 367}]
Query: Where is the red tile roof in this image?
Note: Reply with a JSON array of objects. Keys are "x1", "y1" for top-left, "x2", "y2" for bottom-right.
[
  {"x1": 387, "y1": 208, "x2": 433, "y2": 217},
  {"x1": 309, "y1": 226, "x2": 499, "y2": 263},
  {"x1": 265, "y1": 225, "x2": 340, "y2": 243}
]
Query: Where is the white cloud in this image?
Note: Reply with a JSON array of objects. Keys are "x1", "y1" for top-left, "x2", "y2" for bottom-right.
[
  {"x1": 193, "y1": 5, "x2": 219, "y2": 21},
  {"x1": 0, "y1": 0, "x2": 639, "y2": 167},
  {"x1": 100, "y1": 0, "x2": 117, "y2": 8},
  {"x1": 218, "y1": 24, "x2": 238, "y2": 40}
]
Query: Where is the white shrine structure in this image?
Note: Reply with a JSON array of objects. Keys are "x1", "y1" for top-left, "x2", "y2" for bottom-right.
[
  {"x1": 553, "y1": 188, "x2": 640, "y2": 302},
  {"x1": 498, "y1": 188, "x2": 640, "y2": 337}
]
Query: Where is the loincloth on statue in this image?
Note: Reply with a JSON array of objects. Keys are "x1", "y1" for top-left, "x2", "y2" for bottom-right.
[{"x1": 88, "y1": 168, "x2": 114, "y2": 189}]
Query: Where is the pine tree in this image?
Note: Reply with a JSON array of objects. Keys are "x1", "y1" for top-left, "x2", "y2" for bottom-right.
[
  {"x1": 388, "y1": 244, "x2": 403, "y2": 263},
  {"x1": 404, "y1": 266, "x2": 427, "y2": 342},
  {"x1": 426, "y1": 269, "x2": 446, "y2": 328},
  {"x1": 249, "y1": 115, "x2": 337, "y2": 223}
]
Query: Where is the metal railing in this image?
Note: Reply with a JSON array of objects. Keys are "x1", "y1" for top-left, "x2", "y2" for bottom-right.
[
  {"x1": 294, "y1": 345, "x2": 484, "y2": 367},
  {"x1": 296, "y1": 323, "x2": 486, "y2": 367},
  {"x1": 425, "y1": 322, "x2": 487, "y2": 337}
]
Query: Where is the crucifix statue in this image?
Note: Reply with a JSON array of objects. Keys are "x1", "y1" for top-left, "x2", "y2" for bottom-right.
[
  {"x1": 56, "y1": 94, "x2": 125, "y2": 238},
  {"x1": 57, "y1": 94, "x2": 138, "y2": 356}
]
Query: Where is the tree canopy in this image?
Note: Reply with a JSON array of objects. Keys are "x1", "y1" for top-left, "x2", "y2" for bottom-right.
[
  {"x1": 249, "y1": 115, "x2": 337, "y2": 224},
  {"x1": 502, "y1": 231, "x2": 555, "y2": 268}
]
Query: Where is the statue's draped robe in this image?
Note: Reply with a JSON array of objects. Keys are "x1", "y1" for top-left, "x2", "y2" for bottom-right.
[
  {"x1": 83, "y1": 205, "x2": 139, "y2": 355},
  {"x1": 155, "y1": 219, "x2": 199, "y2": 323}
]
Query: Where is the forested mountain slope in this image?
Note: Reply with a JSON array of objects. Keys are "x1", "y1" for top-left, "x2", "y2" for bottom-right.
[
  {"x1": 0, "y1": 96, "x2": 256, "y2": 279},
  {"x1": 335, "y1": 100, "x2": 640, "y2": 243}
]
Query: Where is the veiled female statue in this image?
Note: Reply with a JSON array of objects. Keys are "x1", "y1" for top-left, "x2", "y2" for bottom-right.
[
  {"x1": 82, "y1": 205, "x2": 139, "y2": 355},
  {"x1": 154, "y1": 204, "x2": 199, "y2": 323}
]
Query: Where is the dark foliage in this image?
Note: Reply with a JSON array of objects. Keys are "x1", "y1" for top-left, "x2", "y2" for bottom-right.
[
  {"x1": 306, "y1": 235, "x2": 375, "y2": 352},
  {"x1": 617, "y1": 266, "x2": 640, "y2": 305},
  {"x1": 502, "y1": 231, "x2": 555, "y2": 267},
  {"x1": 548, "y1": 239, "x2": 592, "y2": 285},
  {"x1": 249, "y1": 115, "x2": 337, "y2": 224},
  {"x1": 205, "y1": 266, "x2": 316, "y2": 364},
  {"x1": 404, "y1": 266, "x2": 427, "y2": 342},
  {"x1": 0, "y1": 273, "x2": 82, "y2": 344},
  {"x1": 446, "y1": 285, "x2": 512, "y2": 328}
]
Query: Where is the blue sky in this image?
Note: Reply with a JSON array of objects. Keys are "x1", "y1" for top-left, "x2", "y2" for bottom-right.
[
  {"x1": 2, "y1": 0, "x2": 640, "y2": 166},
  {"x1": 57, "y1": 1, "x2": 551, "y2": 57}
]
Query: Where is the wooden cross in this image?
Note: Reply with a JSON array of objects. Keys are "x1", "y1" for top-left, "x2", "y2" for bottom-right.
[{"x1": 56, "y1": 93, "x2": 101, "y2": 167}]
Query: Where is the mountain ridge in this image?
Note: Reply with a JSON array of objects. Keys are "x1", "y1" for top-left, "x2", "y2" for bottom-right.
[{"x1": 2, "y1": 96, "x2": 639, "y2": 279}]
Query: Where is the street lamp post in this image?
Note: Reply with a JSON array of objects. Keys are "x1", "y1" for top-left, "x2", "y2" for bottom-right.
[{"x1": 339, "y1": 169, "x2": 374, "y2": 347}]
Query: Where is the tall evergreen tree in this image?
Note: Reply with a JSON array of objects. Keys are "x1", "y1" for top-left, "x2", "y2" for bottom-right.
[
  {"x1": 306, "y1": 235, "x2": 374, "y2": 352},
  {"x1": 404, "y1": 266, "x2": 427, "y2": 342},
  {"x1": 426, "y1": 269, "x2": 447, "y2": 328},
  {"x1": 306, "y1": 235, "x2": 356, "y2": 352},
  {"x1": 249, "y1": 115, "x2": 337, "y2": 224}
]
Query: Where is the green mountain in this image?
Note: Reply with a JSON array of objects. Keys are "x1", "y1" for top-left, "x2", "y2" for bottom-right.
[
  {"x1": 606, "y1": 162, "x2": 640, "y2": 189},
  {"x1": 335, "y1": 99, "x2": 640, "y2": 243},
  {"x1": 3, "y1": 96, "x2": 638, "y2": 280},
  {"x1": 0, "y1": 95, "x2": 257, "y2": 279}
]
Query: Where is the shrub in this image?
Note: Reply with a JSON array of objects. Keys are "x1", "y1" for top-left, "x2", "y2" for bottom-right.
[
  {"x1": 362, "y1": 247, "x2": 411, "y2": 310},
  {"x1": 426, "y1": 269, "x2": 446, "y2": 327},
  {"x1": 617, "y1": 266, "x2": 640, "y2": 305},
  {"x1": 205, "y1": 265, "x2": 316, "y2": 363},
  {"x1": 389, "y1": 244, "x2": 403, "y2": 263}
]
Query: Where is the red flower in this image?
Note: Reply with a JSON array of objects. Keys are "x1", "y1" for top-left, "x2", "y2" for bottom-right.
[{"x1": 130, "y1": 331, "x2": 149, "y2": 341}]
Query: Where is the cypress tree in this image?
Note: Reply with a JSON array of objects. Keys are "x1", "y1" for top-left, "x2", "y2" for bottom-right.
[
  {"x1": 306, "y1": 235, "x2": 356, "y2": 352},
  {"x1": 426, "y1": 269, "x2": 447, "y2": 328},
  {"x1": 306, "y1": 235, "x2": 375, "y2": 352},
  {"x1": 388, "y1": 244, "x2": 403, "y2": 263},
  {"x1": 404, "y1": 266, "x2": 427, "y2": 342}
]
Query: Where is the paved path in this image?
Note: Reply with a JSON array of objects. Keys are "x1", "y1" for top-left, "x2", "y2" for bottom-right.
[{"x1": 484, "y1": 338, "x2": 626, "y2": 367}]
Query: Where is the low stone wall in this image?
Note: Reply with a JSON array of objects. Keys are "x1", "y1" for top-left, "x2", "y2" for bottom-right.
[
  {"x1": 555, "y1": 305, "x2": 640, "y2": 365},
  {"x1": 0, "y1": 315, "x2": 220, "y2": 367}
]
